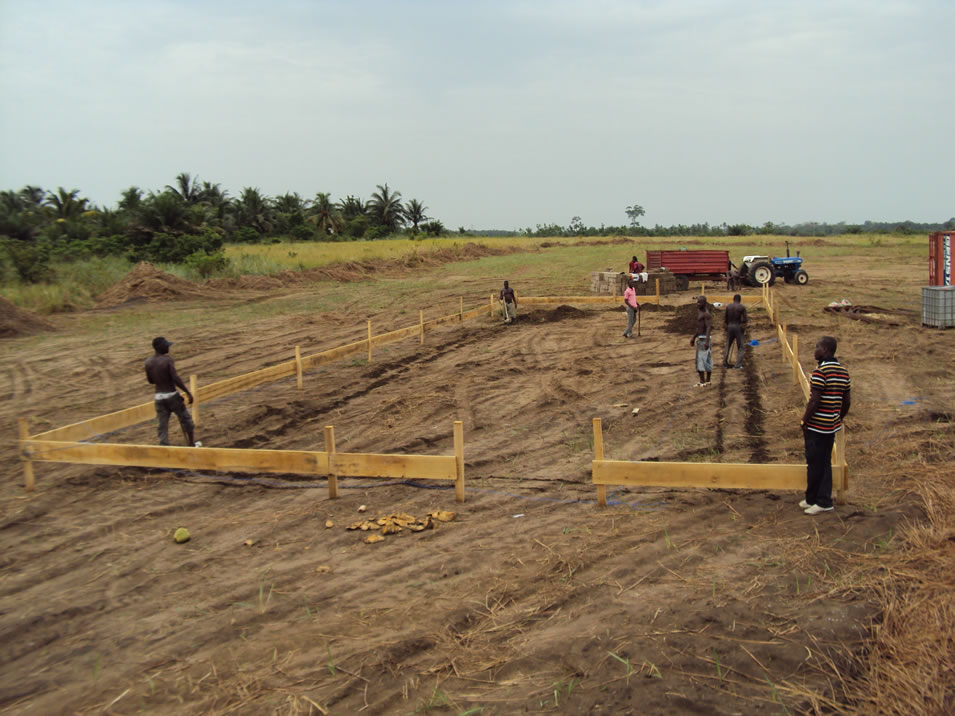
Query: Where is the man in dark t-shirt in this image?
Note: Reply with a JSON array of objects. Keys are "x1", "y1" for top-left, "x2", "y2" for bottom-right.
[
  {"x1": 722, "y1": 294, "x2": 748, "y2": 369},
  {"x1": 500, "y1": 281, "x2": 518, "y2": 324}
]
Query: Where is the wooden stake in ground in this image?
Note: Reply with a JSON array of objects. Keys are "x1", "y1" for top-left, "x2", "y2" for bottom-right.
[
  {"x1": 792, "y1": 334, "x2": 798, "y2": 385},
  {"x1": 593, "y1": 418, "x2": 606, "y2": 506},
  {"x1": 489, "y1": 293, "x2": 494, "y2": 317},
  {"x1": 190, "y1": 374, "x2": 198, "y2": 428},
  {"x1": 459, "y1": 296, "x2": 463, "y2": 319},
  {"x1": 655, "y1": 278, "x2": 660, "y2": 302},
  {"x1": 18, "y1": 417, "x2": 35, "y2": 492},
  {"x1": 324, "y1": 425, "x2": 338, "y2": 499},
  {"x1": 419, "y1": 310, "x2": 425, "y2": 345},
  {"x1": 367, "y1": 320, "x2": 372, "y2": 363},
  {"x1": 453, "y1": 420, "x2": 465, "y2": 503},
  {"x1": 295, "y1": 345, "x2": 303, "y2": 390}
]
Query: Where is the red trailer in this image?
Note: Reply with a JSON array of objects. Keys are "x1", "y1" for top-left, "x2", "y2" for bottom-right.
[
  {"x1": 929, "y1": 232, "x2": 952, "y2": 286},
  {"x1": 646, "y1": 250, "x2": 730, "y2": 290}
]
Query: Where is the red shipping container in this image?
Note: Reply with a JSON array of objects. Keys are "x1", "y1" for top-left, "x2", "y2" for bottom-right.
[{"x1": 929, "y1": 232, "x2": 953, "y2": 286}]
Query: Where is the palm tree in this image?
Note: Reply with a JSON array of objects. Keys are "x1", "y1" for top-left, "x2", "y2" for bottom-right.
[
  {"x1": 404, "y1": 199, "x2": 428, "y2": 232},
  {"x1": 166, "y1": 172, "x2": 202, "y2": 205},
  {"x1": 135, "y1": 191, "x2": 195, "y2": 235},
  {"x1": 234, "y1": 187, "x2": 273, "y2": 234},
  {"x1": 308, "y1": 192, "x2": 344, "y2": 235},
  {"x1": 273, "y1": 192, "x2": 308, "y2": 214},
  {"x1": 18, "y1": 185, "x2": 46, "y2": 209},
  {"x1": 337, "y1": 195, "x2": 367, "y2": 220},
  {"x1": 44, "y1": 187, "x2": 89, "y2": 220},
  {"x1": 118, "y1": 186, "x2": 143, "y2": 212},
  {"x1": 368, "y1": 183, "x2": 404, "y2": 233}
]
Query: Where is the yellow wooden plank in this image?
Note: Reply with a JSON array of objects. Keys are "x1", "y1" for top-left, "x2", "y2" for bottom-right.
[
  {"x1": 300, "y1": 340, "x2": 366, "y2": 370},
  {"x1": 23, "y1": 440, "x2": 329, "y2": 475},
  {"x1": 332, "y1": 453, "x2": 456, "y2": 480},
  {"x1": 33, "y1": 402, "x2": 157, "y2": 442},
  {"x1": 370, "y1": 324, "x2": 420, "y2": 347},
  {"x1": 593, "y1": 459, "x2": 808, "y2": 490}
]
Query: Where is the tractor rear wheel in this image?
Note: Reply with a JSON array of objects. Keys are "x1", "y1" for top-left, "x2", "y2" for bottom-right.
[
  {"x1": 749, "y1": 261, "x2": 776, "y2": 287},
  {"x1": 795, "y1": 269, "x2": 809, "y2": 285}
]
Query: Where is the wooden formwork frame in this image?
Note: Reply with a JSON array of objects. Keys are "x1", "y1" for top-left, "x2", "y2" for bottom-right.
[{"x1": 592, "y1": 282, "x2": 849, "y2": 505}]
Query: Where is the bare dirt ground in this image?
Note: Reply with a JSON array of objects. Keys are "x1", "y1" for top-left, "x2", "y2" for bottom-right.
[{"x1": 1, "y1": 248, "x2": 953, "y2": 715}]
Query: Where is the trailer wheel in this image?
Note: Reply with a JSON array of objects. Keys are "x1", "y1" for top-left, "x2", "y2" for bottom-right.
[
  {"x1": 675, "y1": 274, "x2": 689, "y2": 291},
  {"x1": 795, "y1": 269, "x2": 809, "y2": 285},
  {"x1": 749, "y1": 261, "x2": 776, "y2": 286}
]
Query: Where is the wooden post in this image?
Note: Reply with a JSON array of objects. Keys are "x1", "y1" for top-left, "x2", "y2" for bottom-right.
[
  {"x1": 295, "y1": 345, "x2": 303, "y2": 390},
  {"x1": 781, "y1": 323, "x2": 788, "y2": 363},
  {"x1": 453, "y1": 420, "x2": 465, "y2": 503},
  {"x1": 367, "y1": 320, "x2": 372, "y2": 362},
  {"x1": 655, "y1": 278, "x2": 660, "y2": 302},
  {"x1": 833, "y1": 428, "x2": 847, "y2": 503},
  {"x1": 190, "y1": 374, "x2": 198, "y2": 428},
  {"x1": 459, "y1": 296, "x2": 463, "y2": 319},
  {"x1": 700, "y1": 282, "x2": 705, "y2": 295},
  {"x1": 593, "y1": 418, "x2": 606, "y2": 507},
  {"x1": 792, "y1": 334, "x2": 799, "y2": 385},
  {"x1": 489, "y1": 293, "x2": 495, "y2": 317},
  {"x1": 18, "y1": 417, "x2": 35, "y2": 492},
  {"x1": 419, "y1": 310, "x2": 425, "y2": 345},
  {"x1": 324, "y1": 425, "x2": 338, "y2": 499}
]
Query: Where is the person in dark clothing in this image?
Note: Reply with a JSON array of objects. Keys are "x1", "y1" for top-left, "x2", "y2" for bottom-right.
[
  {"x1": 689, "y1": 296, "x2": 712, "y2": 386},
  {"x1": 722, "y1": 294, "x2": 748, "y2": 369},
  {"x1": 499, "y1": 281, "x2": 518, "y2": 324},
  {"x1": 800, "y1": 336, "x2": 851, "y2": 515},
  {"x1": 145, "y1": 336, "x2": 199, "y2": 447}
]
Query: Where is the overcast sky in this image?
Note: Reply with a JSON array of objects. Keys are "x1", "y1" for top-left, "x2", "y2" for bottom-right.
[{"x1": 1, "y1": 0, "x2": 952, "y2": 230}]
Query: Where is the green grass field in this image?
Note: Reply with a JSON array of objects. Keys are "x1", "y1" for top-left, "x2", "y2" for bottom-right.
[{"x1": 1, "y1": 234, "x2": 927, "y2": 315}]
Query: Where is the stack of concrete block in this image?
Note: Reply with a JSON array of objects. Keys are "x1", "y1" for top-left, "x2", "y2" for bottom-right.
[{"x1": 590, "y1": 270, "x2": 625, "y2": 295}]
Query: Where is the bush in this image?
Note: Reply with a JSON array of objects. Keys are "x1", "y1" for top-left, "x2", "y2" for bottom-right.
[
  {"x1": 290, "y1": 224, "x2": 314, "y2": 241},
  {"x1": 184, "y1": 249, "x2": 229, "y2": 277},
  {"x1": 87, "y1": 234, "x2": 128, "y2": 257},
  {"x1": 231, "y1": 226, "x2": 261, "y2": 244},
  {"x1": 49, "y1": 240, "x2": 92, "y2": 263},
  {"x1": 3, "y1": 239, "x2": 53, "y2": 283},
  {"x1": 128, "y1": 231, "x2": 224, "y2": 264}
]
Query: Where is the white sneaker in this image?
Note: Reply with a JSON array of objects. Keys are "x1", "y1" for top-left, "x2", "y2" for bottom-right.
[
  {"x1": 194, "y1": 441, "x2": 203, "y2": 448},
  {"x1": 804, "y1": 504, "x2": 833, "y2": 515},
  {"x1": 799, "y1": 500, "x2": 810, "y2": 509}
]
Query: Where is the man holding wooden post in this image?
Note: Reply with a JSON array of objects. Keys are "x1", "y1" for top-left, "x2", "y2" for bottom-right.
[
  {"x1": 500, "y1": 280, "x2": 518, "y2": 324},
  {"x1": 145, "y1": 336, "x2": 201, "y2": 447}
]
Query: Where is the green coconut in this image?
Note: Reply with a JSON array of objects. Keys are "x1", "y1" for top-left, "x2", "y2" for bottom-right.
[{"x1": 173, "y1": 527, "x2": 191, "y2": 544}]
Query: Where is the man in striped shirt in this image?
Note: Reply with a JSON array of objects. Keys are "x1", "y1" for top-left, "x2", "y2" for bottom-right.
[{"x1": 800, "y1": 336, "x2": 851, "y2": 515}]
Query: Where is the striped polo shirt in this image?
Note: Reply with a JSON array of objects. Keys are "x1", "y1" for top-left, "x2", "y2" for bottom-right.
[{"x1": 805, "y1": 359, "x2": 851, "y2": 434}]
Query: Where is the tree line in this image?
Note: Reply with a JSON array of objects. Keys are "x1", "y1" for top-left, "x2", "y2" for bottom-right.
[{"x1": 0, "y1": 174, "x2": 446, "y2": 282}]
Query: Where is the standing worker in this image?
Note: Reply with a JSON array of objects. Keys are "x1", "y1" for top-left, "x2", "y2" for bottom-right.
[
  {"x1": 145, "y1": 336, "x2": 201, "y2": 447},
  {"x1": 689, "y1": 296, "x2": 713, "y2": 386},
  {"x1": 622, "y1": 278, "x2": 640, "y2": 338},
  {"x1": 722, "y1": 294, "x2": 748, "y2": 369},
  {"x1": 629, "y1": 255, "x2": 644, "y2": 274},
  {"x1": 500, "y1": 280, "x2": 518, "y2": 324},
  {"x1": 800, "y1": 336, "x2": 851, "y2": 515}
]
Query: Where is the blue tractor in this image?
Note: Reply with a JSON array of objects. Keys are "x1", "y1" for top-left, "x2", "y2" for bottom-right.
[{"x1": 740, "y1": 243, "x2": 808, "y2": 287}]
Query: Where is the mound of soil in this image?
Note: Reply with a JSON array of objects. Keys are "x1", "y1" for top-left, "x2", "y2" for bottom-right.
[
  {"x1": 522, "y1": 305, "x2": 589, "y2": 324},
  {"x1": 0, "y1": 296, "x2": 55, "y2": 338},
  {"x1": 96, "y1": 262, "x2": 211, "y2": 307},
  {"x1": 663, "y1": 302, "x2": 723, "y2": 334},
  {"x1": 824, "y1": 304, "x2": 914, "y2": 326}
]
